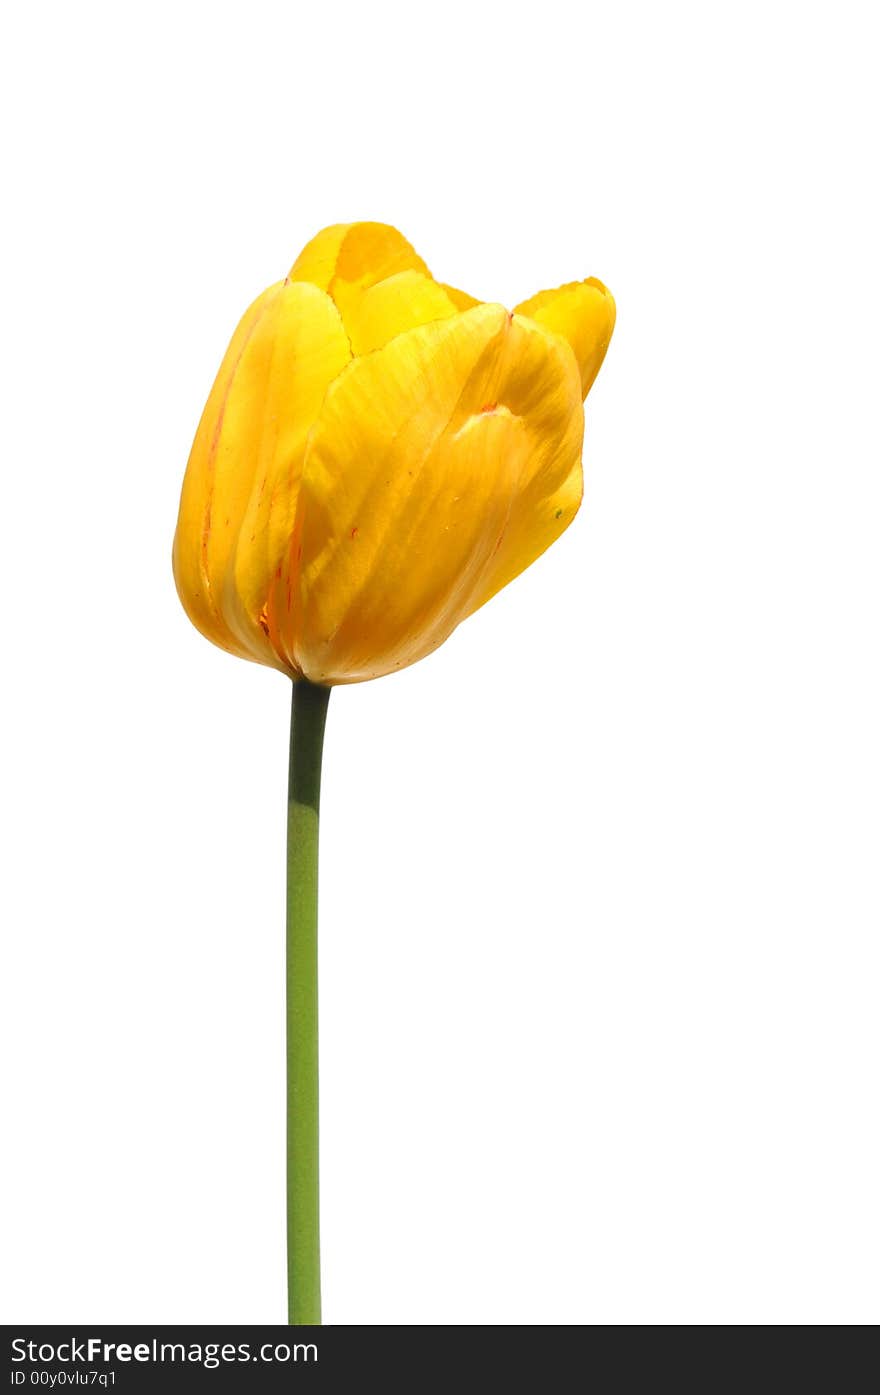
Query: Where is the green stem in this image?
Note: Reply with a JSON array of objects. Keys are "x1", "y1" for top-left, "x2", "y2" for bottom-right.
[{"x1": 286, "y1": 677, "x2": 330, "y2": 1325}]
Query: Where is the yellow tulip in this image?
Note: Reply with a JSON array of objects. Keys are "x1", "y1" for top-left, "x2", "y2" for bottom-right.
[
  {"x1": 173, "y1": 222, "x2": 614, "y2": 683},
  {"x1": 173, "y1": 222, "x2": 616, "y2": 1323}
]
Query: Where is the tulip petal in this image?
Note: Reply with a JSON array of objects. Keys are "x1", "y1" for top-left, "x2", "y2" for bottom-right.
[
  {"x1": 173, "y1": 281, "x2": 351, "y2": 671},
  {"x1": 290, "y1": 305, "x2": 515, "y2": 681},
  {"x1": 290, "y1": 304, "x2": 583, "y2": 683},
  {"x1": 288, "y1": 221, "x2": 429, "y2": 294},
  {"x1": 514, "y1": 278, "x2": 615, "y2": 398},
  {"x1": 461, "y1": 313, "x2": 585, "y2": 619},
  {"x1": 173, "y1": 283, "x2": 281, "y2": 662},
  {"x1": 340, "y1": 270, "x2": 459, "y2": 355},
  {"x1": 288, "y1": 224, "x2": 487, "y2": 358}
]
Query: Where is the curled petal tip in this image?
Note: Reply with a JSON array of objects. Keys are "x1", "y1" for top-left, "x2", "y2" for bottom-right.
[{"x1": 514, "y1": 277, "x2": 615, "y2": 398}]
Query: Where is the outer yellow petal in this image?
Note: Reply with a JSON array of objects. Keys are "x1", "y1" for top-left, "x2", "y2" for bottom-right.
[
  {"x1": 225, "y1": 284, "x2": 352, "y2": 663},
  {"x1": 172, "y1": 281, "x2": 351, "y2": 672},
  {"x1": 288, "y1": 222, "x2": 429, "y2": 294},
  {"x1": 514, "y1": 278, "x2": 615, "y2": 398},
  {"x1": 173, "y1": 283, "x2": 281, "y2": 662},
  {"x1": 341, "y1": 270, "x2": 459, "y2": 355},
  {"x1": 291, "y1": 304, "x2": 583, "y2": 684},
  {"x1": 462, "y1": 313, "x2": 584, "y2": 617}
]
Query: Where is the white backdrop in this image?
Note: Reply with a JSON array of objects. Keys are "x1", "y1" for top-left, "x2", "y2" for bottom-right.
[{"x1": 2, "y1": 1, "x2": 878, "y2": 1325}]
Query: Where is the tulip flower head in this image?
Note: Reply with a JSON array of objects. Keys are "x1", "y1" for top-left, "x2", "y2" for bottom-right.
[{"x1": 173, "y1": 222, "x2": 615, "y2": 684}]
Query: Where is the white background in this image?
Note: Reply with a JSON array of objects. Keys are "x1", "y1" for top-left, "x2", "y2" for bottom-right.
[{"x1": 2, "y1": 0, "x2": 878, "y2": 1326}]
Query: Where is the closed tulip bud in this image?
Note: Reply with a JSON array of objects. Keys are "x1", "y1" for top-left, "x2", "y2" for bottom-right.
[{"x1": 173, "y1": 223, "x2": 615, "y2": 685}]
